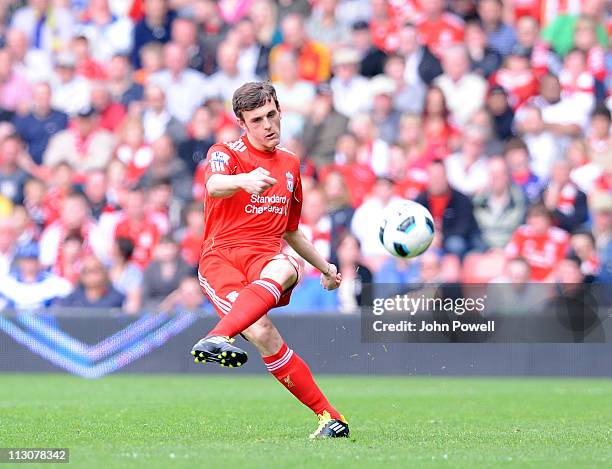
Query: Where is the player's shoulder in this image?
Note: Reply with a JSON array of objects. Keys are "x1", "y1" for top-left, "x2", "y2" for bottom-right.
[
  {"x1": 210, "y1": 138, "x2": 246, "y2": 154},
  {"x1": 207, "y1": 138, "x2": 248, "y2": 160},
  {"x1": 275, "y1": 145, "x2": 301, "y2": 166}
]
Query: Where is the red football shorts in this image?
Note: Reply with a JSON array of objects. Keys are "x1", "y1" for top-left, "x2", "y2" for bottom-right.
[{"x1": 198, "y1": 246, "x2": 301, "y2": 317}]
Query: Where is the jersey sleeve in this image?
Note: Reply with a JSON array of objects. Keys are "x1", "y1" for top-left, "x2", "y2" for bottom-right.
[
  {"x1": 202, "y1": 144, "x2": 237, "y2": 184},
  {"x1": 286, "y1": 171, "x2": 302, "y2": 232}
]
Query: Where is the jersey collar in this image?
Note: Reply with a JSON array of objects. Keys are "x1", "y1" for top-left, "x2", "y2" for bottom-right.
[{"x1": 242, "y1": 134, "x2": 278, "y2": 159}]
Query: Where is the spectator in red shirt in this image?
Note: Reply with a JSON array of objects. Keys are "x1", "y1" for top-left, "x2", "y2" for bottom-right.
[
  {"x1": 422, "y1": 85, "x2": 462, "y2": 159},
  {"x1": 72, "y1": 35, "x2": 108, "y2": 81},
  {"x1": 115, "y1": 117, "x2": 153, "y2": 186},
  {"x1": 42, "y1": 162, "x2": 76, "y2": 227},
  {"x1": 53, "y1": 230, "x2": 85, "y2": 285},
  {"x1": 369, "y1": 0, "x2": 400, "y2": 52},
  {"x1": 114, "y1": 187, "x2": 160, "y2": 269},
  {"x1": 573, "y1": 16, "x2": 607, "y2": 87},
  {"x1": 506, "y1": 203, "x2": 570, "y2": 281},
  {"x1": 178, "y1": 201, "x2": 204, "y2": 267},
  {"x1": 559, "y1": 48, "x2": 596, "y2": 99},
  {"x1": 515, "y1": 15, "x2": 561, "y2": 78},
  {"x1": 90, "y1": 82, "x2": 127, "y2": 132},
  {"x1": 320, "y1": 133, "x2": 375, "y2": 208},
  {"x1": 388, "y1": 143, "x2": 428, "y2": 201},
  {"x1": 415, "y1": 0, "x2": 464, "y2": 58},
  {"x1": 39, "y1": 191, "x2": 98, "y2": 268},
  {"x1": 489, "y1": 47, "x2": 539, "y2": 110},
  {"x1": 542, "y1": 159, "x2": 589, "y2": 234}
]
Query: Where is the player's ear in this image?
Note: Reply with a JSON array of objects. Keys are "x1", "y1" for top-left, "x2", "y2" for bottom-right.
[{"x1": 237, "y1": 118, "x2": 247, "y2": 132}]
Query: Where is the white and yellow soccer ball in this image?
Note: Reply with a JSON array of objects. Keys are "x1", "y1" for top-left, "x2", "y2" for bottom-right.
[{"x1": 379, "y1": 199, "x2": 435, "y2": 258}]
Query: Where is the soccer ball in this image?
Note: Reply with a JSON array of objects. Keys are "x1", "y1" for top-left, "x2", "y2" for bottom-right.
[{"x1": 379, "y1": 199, "x2": 435, "y2": 258}]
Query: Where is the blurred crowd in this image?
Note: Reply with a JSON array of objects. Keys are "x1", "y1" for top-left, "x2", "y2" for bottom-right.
[{"x1": 0, "y1": 0, "x2": 609, "y2": 314}]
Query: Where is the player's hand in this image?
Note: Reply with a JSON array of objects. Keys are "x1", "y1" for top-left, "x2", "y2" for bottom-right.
[
  {"x1": 240, "y1": 167, "x2": 277, "y2": 194},
  {"x1": 320, "y1": 263, "x2": 342, "y2": 290}
]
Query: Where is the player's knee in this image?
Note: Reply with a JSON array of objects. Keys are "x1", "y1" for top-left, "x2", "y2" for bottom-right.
[{"x1": 261, "y1": 259, "x2": 297, "y2": 291}]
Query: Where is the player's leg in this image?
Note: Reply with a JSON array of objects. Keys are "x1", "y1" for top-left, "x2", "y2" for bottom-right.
[
  {"x1": 242, "y1": 315, "x2": 349, "y2": 438},
  {"x1": 206, "y1": 258, "x2": 297, "y2": 338},
  {"x1": 191, "y1": 254, "x2": 250, "y2": 367}
]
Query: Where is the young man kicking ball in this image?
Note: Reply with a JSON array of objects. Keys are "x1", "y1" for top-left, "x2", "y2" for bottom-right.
[{"x1": 191, "y1": 82, "x2": 349, "y2": 439}]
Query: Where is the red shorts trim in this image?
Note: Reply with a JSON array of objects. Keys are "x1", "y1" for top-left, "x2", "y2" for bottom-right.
[{"x1": 198, "y1": 246, "x2": 301, "y2": 317}]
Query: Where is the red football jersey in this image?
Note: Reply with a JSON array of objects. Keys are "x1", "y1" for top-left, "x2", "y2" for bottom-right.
[
  {"x1": 505, "y1": 225, "x2": 570, "y2": 281},
  {"x1": 201, "y1": 135, "x2": 303, "y2": 254}
]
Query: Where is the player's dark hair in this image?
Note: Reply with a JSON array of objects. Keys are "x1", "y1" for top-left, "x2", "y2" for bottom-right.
[{"x1": 232, "y1": 81, "x2": 280, "y2": 121}]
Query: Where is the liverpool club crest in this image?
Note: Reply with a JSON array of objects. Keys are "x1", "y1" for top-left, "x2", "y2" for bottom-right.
[{"x1": 286, "y1": 172, "x2": 294, "y2": 192}]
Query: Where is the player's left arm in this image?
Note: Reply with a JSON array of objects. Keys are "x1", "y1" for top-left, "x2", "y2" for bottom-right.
[
  {"x1": 283, "y1": 229, "x2": 341, "y2": 290},
  {"x1": 284, "y1": 164, "x2": 340, "y2": 290}
]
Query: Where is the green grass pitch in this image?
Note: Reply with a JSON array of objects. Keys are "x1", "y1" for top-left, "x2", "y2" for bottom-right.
[{"x1": 1, "y1": 374, "x2": 611, "y2": 468}]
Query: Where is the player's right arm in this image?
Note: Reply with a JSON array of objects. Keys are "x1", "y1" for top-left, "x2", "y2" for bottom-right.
[
  {"x1": 203, "y1": 145, "x2": 277, "y2": 198},
  {"x1": 207, "y1": 168, "x2": 277, "y2": 198}
]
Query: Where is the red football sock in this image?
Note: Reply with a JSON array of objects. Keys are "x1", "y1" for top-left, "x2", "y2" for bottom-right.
[
  {"x1": 263, "y1": 342, "x2": 342, "y2": 420},
  {"x1": 208, "y1": 279, "x2": 282, "y2": 338}
]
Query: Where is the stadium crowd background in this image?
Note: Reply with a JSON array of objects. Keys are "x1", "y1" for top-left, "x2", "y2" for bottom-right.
[{"x1": 0, "y1": 0, "x2": 608, "y2": 314}]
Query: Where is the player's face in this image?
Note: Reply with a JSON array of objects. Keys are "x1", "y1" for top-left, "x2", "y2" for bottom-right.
[{"x1": 239, "y1": 100, "x2": 281, "y2": 151}]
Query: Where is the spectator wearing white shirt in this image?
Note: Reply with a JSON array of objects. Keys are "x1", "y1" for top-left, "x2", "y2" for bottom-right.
[
  {"x1": 5, "y1": 29, "x2": 53, "y2": 84},
  {"x1": 0, "y1": 217, "x2": 16, "y2": 277},
  {"x1": 0, "y1": 242, "x2": 73, "y2": 311},
  {"x1": 522, "y1": 74, "x2": 589, "y2": 150},
  {"x1": 330, "y1": 47, "x2": 371, "y2": 118},
  {"x1": 516, "y1": 105, "x2": 560, "y2": 181},
  {"x1": 445, "y1": 125, "x2": 490, "y2": 196},
  {"x1": 434, "y1": 45, "x2": 487, "y2": 127},
  {"x1": 141, "y1": 83, "x2": 186, "y2": 144},
  {"x1": 50, "y1": 51, "x2": 91, "y2": 116},
  {"x1": 207, "y1": 41, "x2": 258, "y2": 110},
  {"x1": 148, "y1": 42, "x2": 208, "y2": 123},
  {"x1": 232, "y1": 18, "x2": 271, "y2": 79},
  {"x1": 76, "y1": 0, "x2": 134, "y2": 63},
  {"x1": 11, "y1": 0, "x2": 75, "y2": 54},
  {"x1": 350, "y1": 177, "x2": 399, "y2": 272},
  {"x1": 272, "y1": 50, "x2": 315, "y2": 140}
]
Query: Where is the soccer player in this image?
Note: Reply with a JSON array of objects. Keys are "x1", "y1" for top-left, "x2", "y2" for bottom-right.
[{"x1": 191, "y1": 82, "x2": 349, "y2": 439}]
